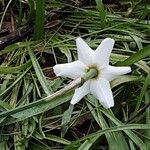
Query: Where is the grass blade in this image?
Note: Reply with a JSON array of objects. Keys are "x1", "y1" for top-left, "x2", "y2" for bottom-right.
[
  {"x1": 116, "y1": 45, "x2": 150, "y2": 66},
  {"x1": 95, "y1": 0, "x2": 106, "y2": 28},
  {"x1": 33, "y1": 0, "x2": 45, "y2": 40},
  {"x1": 27, "y1": 44, "x2": 52, "y2": 95}
]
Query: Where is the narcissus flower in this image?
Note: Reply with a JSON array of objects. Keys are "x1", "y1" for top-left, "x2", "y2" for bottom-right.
[{"x1": 53, "y1": 38, "x2": 131, "y2": 108}]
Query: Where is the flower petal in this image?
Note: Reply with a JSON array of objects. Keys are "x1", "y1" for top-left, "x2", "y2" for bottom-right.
[
  {"x1": 70, "y1": 81, "x2": 90, "y2": 105},
  {"x1": 101, "y1": 65, "x2": 131, "y2": 81},
  {"x1": 76, "y1": 37, "x2": 94, "y2": 65},
  {"x1": 53, "y1": 60, "x2": 87, "y2": 79},
  {"x1": 90, "y1": 78, "x2": 114, "y2": 108},
  {"x1": 94, "y1": 38, "x2": 115, "y2": 68}
]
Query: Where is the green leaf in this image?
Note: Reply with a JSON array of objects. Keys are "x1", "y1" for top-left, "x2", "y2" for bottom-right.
[
  {"x1": 100, "y1": 109, "x2": 147, "y2": 149},
  {"x1": 59, "y1": 47, "x2": 72, "y2": 62},
  {"x1": 0, "y1": 67, "x2": 31, "y2": 97},
  {"x1": 116, "y1": 45, "x2": 150, "y2": 66},
  {"x1": 145, "y1": 92, "x2": 150, "y2": 149},
  {"x1": 78, "y1": 136, "x2": 98, "y2": 150},
  {"x1": 95, "y1": 0, "x2": 106, "y2": 28},
  {"x1": 46, "y1": 134, "x2": 71, "y2": 145},
  {"x1": 28, "y1": 141, "x2": 51, "y2": 150},
  {"x1": 129, "y1": 140, "x2": 136, "y2": 150},
  {"x1": 33, "y1": 0, "x2": 45, "y2": 40},
  {"x1": 0, "y1": 61, "x2": 32, "y2": 74},
  {"x1": 0, "y1": 140, "x2": 9, "y2": 150},
  {"x1": 134, "y1": 74, "x2": 150, "y2": 112},
  {"x1": 111, "y1": 75, "x2": 141, "y2": 88},
  {"x1": 49, "y1": 78, "x2": 63, "y2": 92},
  {"x1": 27, "y1": 44, "x2": 52, "y2": 95},
  {"x1": 65, "y1": 124, "x2": 150, "y2": 150},
  {"x1": 86, "y1": 100, "x2": 129, "y2": 150},
  {"x1": 0, "y1": 91, "x2": 73, "y2": 126},
  {"x1": 0, "y1": 41, "x2": 34, "y2": 55},
  {"x1": 27, "y1": 0, "x2": 35, "y2": 22},
  {"x1": 61, "y1": 104, "x2": 74, "y2": 137}
]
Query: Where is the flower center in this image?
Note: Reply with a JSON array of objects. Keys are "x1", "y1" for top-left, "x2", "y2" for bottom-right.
[{"x1": 87, "y1": 66, "x2": 99, "y2": 78}]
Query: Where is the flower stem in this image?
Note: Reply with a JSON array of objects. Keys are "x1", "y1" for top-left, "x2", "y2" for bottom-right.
[
  {"x1": 0, "y1": 68, "x2": 98, "y2": 120},
  {"x1": 81, "y1": 68, "x2": 98, "y2": 84}
]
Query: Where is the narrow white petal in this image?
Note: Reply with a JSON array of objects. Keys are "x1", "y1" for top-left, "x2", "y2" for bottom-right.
[
  {"x1": 76, "y1": 37, "x2": 94, "y2": 65},
  {"x1": 53, "y1": 61, "x2": 87, "y2": 79},
  {"x1": 94, "y1": 38, "x2": 115, "y2": 68},
  {"x1": 101, "y1": 65, "x2": 131, "y2": 81},
  {"x1": 70, "y1": 81, "x2": 90, "y2": 105},
  {"x1": 90, "y1": 78, "x2": 114, "y2": 108}
]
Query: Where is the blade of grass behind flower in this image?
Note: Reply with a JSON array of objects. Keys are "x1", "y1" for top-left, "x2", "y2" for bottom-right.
[
  {"x1": 129, "y1": 140, "x2": 136, "y2": 150},
  {"x1": 0, "y1": 139, "x2": 8, "y2": 150},
  {"x1": 28, "y1": 141, "x2": 51, "y2": 150},
  {"x1": 86, "y1": 98, "x2": 129, "y2": 150},
  {"x1": 14, "y1": 133, "x2": 25, "y2": 150},
  {"x1": 134, "y1": 74, "x2": 150, "y2": 113},
  {"x1": 111, "y1": 75, "x2": 141, "y2": 88},
  {"x1": 0, "y1": 67, "x2": 31, "y2": 97},
  {"x1": 16, "y1": 83, "x2": 33, "y2": 106},
  {"x1": 65, "y1": 124, "x2": 150, "y2": 150},
  {"x1": 145, "y1": 92, "x2": 150, "y2": 149},
  {"x1": 92, "y1": 0, "x2": 106, "y2": 28},
  {"x1": 0, "y1": 91, "x2": 73, "y2": 126},
  {"x1": 33, "y1": 0, "x2": 45, "y2": 40},
  {"x1": 27, "y1": 44, "x2": 52, "y2": 95},
  {"x1": 61, "y1": 104, "x2": 74, "y2": 137},
  {"x1": 17, "y1": 0, "x2": 23, "y2": 26},
  {"x1": 0, "y1": 61, "x2": 32, "y2": 74},
  {"x1": 100, "y1": 109, "x2": 146, "y2": 149},
  {"x1": 0, "y1": 41, "x2": 35, "y2": 55},
  {"x1": 116, "y1": 45, "x2": 150, "y2": 66},
  {"x1": 0, "y1": 0, "x2": 13, "y2": 30},
  {"x1": 45, "y1": 134, "x2": 71, "y2": 145},
  {"x1": 77, "y1": 136, "x2": 99, "y2": 150},
  {"x1": 27, "y1": 0, "x2": 35, "y2": 22}
]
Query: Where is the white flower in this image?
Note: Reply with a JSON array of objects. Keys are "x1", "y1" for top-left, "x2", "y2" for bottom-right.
[{"x1": 53, "y1": 38, "x2": 131, "y2": 108}]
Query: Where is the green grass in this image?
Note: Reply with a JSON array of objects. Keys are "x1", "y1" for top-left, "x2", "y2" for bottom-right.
[{"x1": 0, "y1": 0, "x2": 150, "y2": 149}]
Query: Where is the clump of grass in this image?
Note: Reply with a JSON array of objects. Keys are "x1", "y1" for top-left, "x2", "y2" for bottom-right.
[{"x1": 0, "y1": 0, "x2": 150, "y2": 149}]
